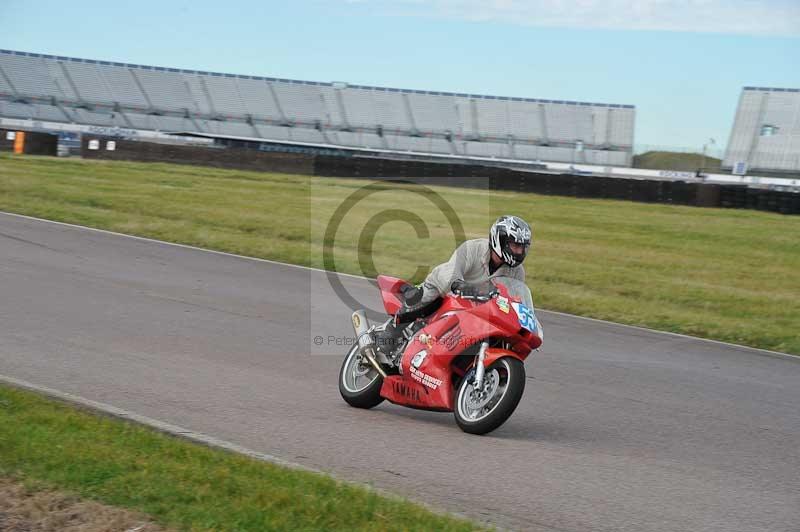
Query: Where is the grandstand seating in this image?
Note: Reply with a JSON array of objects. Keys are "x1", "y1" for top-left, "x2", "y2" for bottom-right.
[
  {"x1": 0, "y1": 49, "x2": 636, "y2": 165},
  {"x1": 724, "y1": 87, "x2": 800, "y2": 173}
]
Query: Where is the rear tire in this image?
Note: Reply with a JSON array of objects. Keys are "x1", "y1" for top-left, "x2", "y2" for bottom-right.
[
  {"x1": 454, "y1": 357, "x2": 525, "y2": 435},
  {"x1": 339, "y1": 343, "x2": 384, "y2": 409}
]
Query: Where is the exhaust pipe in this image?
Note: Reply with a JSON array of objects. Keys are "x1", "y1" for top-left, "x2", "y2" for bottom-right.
[{"x1": 351, "y1": 310, "x2": 388, "y2": 379}]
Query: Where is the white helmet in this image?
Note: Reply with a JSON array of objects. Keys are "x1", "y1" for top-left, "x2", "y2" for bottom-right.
[{"x1": 489, "y1": 215, "x2": 532, "y2": 268}]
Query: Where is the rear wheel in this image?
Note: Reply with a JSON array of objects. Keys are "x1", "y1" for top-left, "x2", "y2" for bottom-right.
[
  {"x1": 454, "y1": 357, "x2": 525, "y2": 435},
  {"x1": 339, "y1": 343, "x2": 384, "y2": 409}
]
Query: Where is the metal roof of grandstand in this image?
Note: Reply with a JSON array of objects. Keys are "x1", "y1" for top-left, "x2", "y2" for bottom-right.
[
  {"x1": 742, "y1": 87, "x2": 800, "y2": 93},
  {"x1": 0, "y1": 49, "x2": 635, "y2": 109}
]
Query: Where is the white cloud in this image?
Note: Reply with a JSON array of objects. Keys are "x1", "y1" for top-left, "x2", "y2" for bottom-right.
[{"x1": 350, "y1": 0, "x2": 800, "y2": 36}]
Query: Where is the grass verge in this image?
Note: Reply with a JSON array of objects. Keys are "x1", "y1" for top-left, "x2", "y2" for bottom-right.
[
  {"x1": 0, "y1": 154, "x2": 797, "y2": 354},
  {"x1": 0, "y1": 384, "x2": 478, "y2": 531}
]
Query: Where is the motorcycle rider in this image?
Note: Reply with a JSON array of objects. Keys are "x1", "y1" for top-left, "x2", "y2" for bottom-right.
[
  {"x1": 376, "y1": 215, "x2": 532, "y2": 355},
  {"x1": 376, "y1": 215, "x2": 532, "y2": 359},
  {"x1": 416, "y1": 214, "x2": 532, "y2": 304}
]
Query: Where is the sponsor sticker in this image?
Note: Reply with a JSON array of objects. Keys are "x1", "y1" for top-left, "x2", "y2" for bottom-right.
[
  {"x1": 410, "y1": 367, "x2": 443, "y2": 390},
  {"x1": 440, "y1": 324, "x2": 463, "y2": 351},
  {"x1": 411, "y1": 349, "x2": 428, "y2": 369},
  {"x1": 418, "y1": 333, "x2": 434, "y2": 348},
  {"x1": 496, "y1": 296, "x2": 510, "y2": 313}
]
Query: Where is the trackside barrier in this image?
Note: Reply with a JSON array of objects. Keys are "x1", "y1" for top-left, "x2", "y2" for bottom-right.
[
  {"x1": 78, "y1": 137, "x2": 800, "y2": 215},
  {"x1": 5, "y1": 116, "x2": 795, "y2": 186},
  {"x1": 543, "y1": 161, "x2": 800, "y2": 189},
  {"x1": 80, "y1": 135, "x2": 314, "y2": 174},
  {"x1": 0, "y1": 128, "x2": 58, "y2": 156}
]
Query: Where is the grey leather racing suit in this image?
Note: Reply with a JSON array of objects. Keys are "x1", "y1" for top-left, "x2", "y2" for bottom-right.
[{"x1": 420, "y1": 238, "x2": 526, "y2": 303}]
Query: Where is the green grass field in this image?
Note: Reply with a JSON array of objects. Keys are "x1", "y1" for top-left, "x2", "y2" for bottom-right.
[
  {"x1": 0, "y1": 384, "x2": 478, "y2": 531},
  {"x1": 1, "y1": 154, "x2": 798, "y2": 354},
  {"x1": 633, "y1": 150, "x2": 722, "y2": 171}
]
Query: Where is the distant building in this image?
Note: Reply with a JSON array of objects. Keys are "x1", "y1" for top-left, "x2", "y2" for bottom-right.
[{"x1": 724, "y1": 87, "x2": 800, "y2": 174}]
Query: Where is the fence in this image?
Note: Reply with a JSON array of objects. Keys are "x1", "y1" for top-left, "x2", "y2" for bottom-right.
[
  {"x1": 0, "y1": 129, "x2": 58, "y2": 155},
  {"x1": 80, "y1": 136, "x2": 314, "y2": 175},
  {"x1": 78, "y1": 136, "x2": 800, "y2": 215}
]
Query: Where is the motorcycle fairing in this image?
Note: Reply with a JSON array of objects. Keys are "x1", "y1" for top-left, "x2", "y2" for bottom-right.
[
  {"x1": 374, "y1": 275, "x2": 543, "y2": 411},
  {"x1": 380, "y1": 375, "x2": 445, "y2": 411},
  {"x1": 380, "y1": 313, "x2": 460, "y2": 410},
  {"x1": 381, "y1": 283, "x2": 541, "y2": 411}
]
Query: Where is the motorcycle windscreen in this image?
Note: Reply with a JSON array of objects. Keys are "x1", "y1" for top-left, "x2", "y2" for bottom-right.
[
  {"x1": 492, "y1": 276, "x2": 534, "y2": 309},
  {"x1": 492, "y1": 276, "x2": 542, "y2": 340}
]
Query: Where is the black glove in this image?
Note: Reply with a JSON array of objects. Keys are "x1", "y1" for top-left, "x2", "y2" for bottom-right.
[
  {"x1": 450, "y1": 280, "x2": 478, "y2": 298},
  {"x1": 451, "y1": 280, "x2": 498, "y2": 299},
  {"x1": 400, "y1": 283, "x2": 423, "y2": 306}
]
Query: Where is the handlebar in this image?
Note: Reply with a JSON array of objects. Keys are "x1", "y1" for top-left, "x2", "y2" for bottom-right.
[
  {"x1": 450, "y1": 280, "x2": 498, "y2": 301},
  {"x1": 455, "y1": 292, "x2": 497, "y2": 302}
]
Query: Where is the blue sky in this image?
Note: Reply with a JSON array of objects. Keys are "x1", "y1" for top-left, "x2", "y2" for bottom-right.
[{"x1": 1, "y1": 0, "x2": 797, "y2": 151}]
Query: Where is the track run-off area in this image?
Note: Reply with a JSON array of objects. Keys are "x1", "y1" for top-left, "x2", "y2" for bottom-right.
[{"x1": 1, "y1": 211, "x2": 798, "y2": 532}]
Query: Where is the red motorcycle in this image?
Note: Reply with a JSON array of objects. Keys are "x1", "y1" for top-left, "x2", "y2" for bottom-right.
[{"x1": 339, "y1": 275, "x2": 543, "y2": 434}]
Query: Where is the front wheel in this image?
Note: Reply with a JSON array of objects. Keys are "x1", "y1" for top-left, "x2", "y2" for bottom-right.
[
  {"x1": 339, "y1": 343, "x2": 384, "y2": 409},
  {"x1": 454, "y1": 357, "x2": 525, "y2": 435}
]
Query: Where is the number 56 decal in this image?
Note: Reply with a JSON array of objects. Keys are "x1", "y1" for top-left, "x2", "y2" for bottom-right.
[{"x1": 512, "y1": 302, "x2": 537, "y2": 332}]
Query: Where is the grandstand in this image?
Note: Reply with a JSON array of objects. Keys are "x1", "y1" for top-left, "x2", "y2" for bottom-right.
[
  {"x1": 0, "y1": 49, "x2": 636, "y2": 166},
  {"x1": 724, "y1": 87, "x2": 800, "y2": 174}
]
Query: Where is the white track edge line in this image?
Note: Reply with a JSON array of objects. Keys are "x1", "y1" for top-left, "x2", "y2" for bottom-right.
[
  {"x1": 0, "y1": 211, "x2": 366, "y2": 280},
  {"x1": 0, "y1": 373, "x2": 316, "y2": 472},
  {"x1": 1, "y1": 210, "x2": 797, "y2": 362},
  {"x1": 541, "y1": 309, "x2": 798, "y2": 362}
]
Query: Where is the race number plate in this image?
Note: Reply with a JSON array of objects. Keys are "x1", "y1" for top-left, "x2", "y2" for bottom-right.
[{"x1": 512, "y1": 302, "x2": 537, "y2": 332}]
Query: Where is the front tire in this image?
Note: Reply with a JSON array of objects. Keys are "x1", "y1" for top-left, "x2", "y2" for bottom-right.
[
  {"x1": 339, "y1": 343, "x2": 384, "y2": 409},
  {"x1": 454, "y1": 357, "x2": 525, "y2": 435}
]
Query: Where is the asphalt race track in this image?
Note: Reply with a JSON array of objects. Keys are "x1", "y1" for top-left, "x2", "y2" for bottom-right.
[{"x1": 1, "y1": 211, "x2": 799, "y2": 532}]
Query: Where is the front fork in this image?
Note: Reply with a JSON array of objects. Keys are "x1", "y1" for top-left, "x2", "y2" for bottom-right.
[{"x1": 473, "y1": 341, "x2": 490, "y2": 389}]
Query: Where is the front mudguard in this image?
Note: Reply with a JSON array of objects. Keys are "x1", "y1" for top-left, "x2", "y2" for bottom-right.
[{"x1": 482, "y1": 347, "x2": 528, "y2": 368}]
